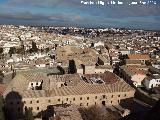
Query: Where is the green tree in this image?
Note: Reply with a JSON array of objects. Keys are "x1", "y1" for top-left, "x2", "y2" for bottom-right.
[
  {"x1": 0, "y1": 48, "x2": 3, "y2": 54},
  {"x1": 0, "y1": 48, "x2": 3, "y2": 59},
  {"x1": 16, "y1": 47, "x2": 25, "y2": 55},
  {"x1": 25, "y1": 107, "x2": 34, "y2": 120},
  {"x1": 45, "y1": 47, "x2": 50, "y2": 53},
  {"x1": 8, "y1": 47, "x2": 16, "y2": 57},
  {"x1": 0, "y1": 71, "x2": 4, "y2": 83},
  {"x1": 31, "y1": 41, "x2": 38, "y2": 53}
]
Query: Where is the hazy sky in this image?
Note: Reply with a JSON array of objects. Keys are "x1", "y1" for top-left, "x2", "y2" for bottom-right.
[{"x1": 0, "y1": 0, "x2": 160, "y2": 29}]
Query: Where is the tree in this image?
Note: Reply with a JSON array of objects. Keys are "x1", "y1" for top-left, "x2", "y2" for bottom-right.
[
  {"x1": 45, "y1": 47, "x2": 50, "y2": 53},
  {"x1": 8, "y1": 47, "x2": 16, "y2": 57},
  {"x1": 31, "y1": 41, "x2": 38, "y2": 53},
  {"x1": 0, "y1": 48, "x2": 4, "y2": 59},
  {"x1": 25, "y1": 107, "x2": 34, "y2": 120},
  {"x1": 16, "y1": 47, "x2": 25, "y2": 55},
  {"x1": 68, "y1": 60, "x2": 77, "y2": 74},
  {"x1": 0, "y1": 71, "x2": 4, "y2": 83},
  {"x1": 0, "y1": 48, "x2": 3, "y2": 54}
]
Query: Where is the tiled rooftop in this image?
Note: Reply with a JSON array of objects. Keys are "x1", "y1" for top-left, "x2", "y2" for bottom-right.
[{"x1": 4, "y1": 72, "x2": 134, "y2": 98}]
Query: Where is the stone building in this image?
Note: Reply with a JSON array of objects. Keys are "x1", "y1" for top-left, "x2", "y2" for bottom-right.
[{"x1": 3, "y1": 71, "x2": 135, "y2": 119}]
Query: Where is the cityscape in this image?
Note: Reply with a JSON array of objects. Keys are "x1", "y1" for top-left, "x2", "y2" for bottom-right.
[{"x1": 0, "y1": 0, "x2": 160, "y2": 120}]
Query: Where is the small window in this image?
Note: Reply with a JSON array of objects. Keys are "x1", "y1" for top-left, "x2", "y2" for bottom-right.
[
  {"x1": 80, "y1": 103, "x2": 83, "y2": 106},
  {"x1": 95, "y1": 96, "x2": 97, "y2": 99},
  {"x1": 37, "y1": 107, "x2": 39, "y2": 110},
  {"x1": 124, "y1": 94, "x2": 126, "y2": 97},
  {"x1": 37, "y1": 100, "x2": 39, "y2": 103},
  {"x1": 58, "y1": 99, "x2": 60, "y2": 101},
  {"x1": 73, "y1": 98, "x2": 75, "y2": 101},
  {"x1": 95, "y1": 102, "x2": 97, "y2": 105},
  {"x1": 111, "y1": 95, "x2": 114, "y2": 98},
  {"x1": 102, "y1": 95, "x2": 105, "y2": 99},
  {"x1": 36, "y1": 83, "x2": 38, "y2": 85},
  {"x1": 111, "y1": 101, "x2": 112, "y2": 103},
  {"x1": 118, "y1": 95, "x2": 120, "y2": 97},
  {"x1": 80, "y1": 97, "x2": 82, "y2": 100},
  {"x1": 66, "y1": 98, "x2": 68, "y2": 101},
  {"x1": 30, "y1": 101, "x2": 32, "y2": 104},
  {"x1": 87, "y1": 103, "x2": 88, "y2": 106},
  {"x1": 23, "y1": 101, "x2": 26, "y2": 104},
  {"x1": 31, "y1": 83, "x2": 33, "y2": 85},
  {"x1": 87, "y1": 97, "x2": 89, "y2": 100},
  {"x1": 48, "y1": 100, "x2": 51, "y2": 103}
]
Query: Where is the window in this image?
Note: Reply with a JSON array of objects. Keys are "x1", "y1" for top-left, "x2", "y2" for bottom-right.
[
  {"x1": 111, "y1": 101, "x2": 112, "y2": 103},
  {"x1": 95, "y1": 102, "x2": 97, "y2": 105},
  {"x1": 31, "y1": 83, "x2": 33, "y2": 85},
  {"x1": 80, "y1": 103, "x2": 82, "y2": 106},
  {"x1": 95, "y1": 96, "x2": 97, "y2": 99},
  {"x1": 48, "y1": 100, "x2": 51, "y2": 103},
  {"x1": 66, "y1": 98, "x2": 68, "y2": 101},
  {"x1": 118, "y1": 100, "x2": 120, "y2": 103},
  {"x1": 102, "y1": 95, "x2": 106, "y2": 99},
  {"x1": 37, "y1": 100, "x2": 39, "y2": 103},
  {"x1": 37, "y1": 107, "x2": 39, "y2": 110},
  {"x1": 58, "y1": 99, "x2": 60, "y2": 101},
  {"x1": 80, "y1": 97, "x2": 82, "y2": 100},
  {"x1": 73, "y1": 98, "x2": 75, "y2": 101},
  {"x1": 23, "y1": 101, "x2": 26, "y2": 104},
  {"x1": 87, "y1": 103, "x2": 88, "y2": 106},
  {"x1": 87, "y1": 97, "x2": 89, "y2": 100},
  {"x1": 111, "y1": 95, "x2": 114, "y2": 98},
  {"x1": 124, "y1": 94, "x2": 126, "y2": 97},
  {"x1": 30, "y1": 101, "x2": 32, "y2": 104},
  {"x1": 36, "y1": 82, "x2": 38, "y2": 85},
  {"x1": 118, "y1": 95, "x2": 120, "y2": 97}
]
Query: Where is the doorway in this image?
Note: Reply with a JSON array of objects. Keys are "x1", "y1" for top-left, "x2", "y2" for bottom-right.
[{"x1": 102, "y1": 101, "x2": 105, "y2": 106}]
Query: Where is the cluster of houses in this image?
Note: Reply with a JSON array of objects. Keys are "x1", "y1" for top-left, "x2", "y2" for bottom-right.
[{"x1": 0, "y1": 25, "x2": 160, "y2": 119}]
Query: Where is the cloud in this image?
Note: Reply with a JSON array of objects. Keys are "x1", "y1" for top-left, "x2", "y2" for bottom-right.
[
  {"x1": 0, "y1": 0, "x2": 159, "y2": 29},
  {"x1": 0, "y1": 12, "x2": 92, "y2": 26},
  {"x1": 0, "y1": 0, "x2": 160, "y2": 18}
]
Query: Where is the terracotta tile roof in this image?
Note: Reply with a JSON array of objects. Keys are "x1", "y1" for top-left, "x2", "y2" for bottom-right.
[
  {"x1": 126, "y1": 59, "x2": 142, "y2": 65},
  {"x1": 4, "y1": 72, "x2": 135, "y2": 98},
  {"x1": 128, "y1": 54, "x2": 150, "y2": 60},
  {"x1": 121, "y1": 66, "x2": 148, "y2": 76}
]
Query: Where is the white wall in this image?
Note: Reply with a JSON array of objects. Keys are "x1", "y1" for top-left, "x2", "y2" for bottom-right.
[{"x1": 28, "y1": 82, "x2": 42, "y2": 90}]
